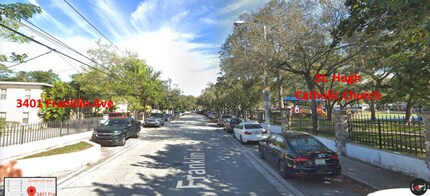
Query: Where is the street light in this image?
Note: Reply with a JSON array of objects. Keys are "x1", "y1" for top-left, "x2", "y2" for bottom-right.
[{"x1": 233, "y1": 20, "x2": 271, "y2": 132}]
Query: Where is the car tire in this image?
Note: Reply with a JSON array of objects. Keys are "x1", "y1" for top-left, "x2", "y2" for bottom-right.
[
  {"x1": 278, "y1": 160, "x2": 290, "y2": 179},
  {"x1": 240, "y1": 135, "x2": 246, "y2": 144},
  {"x1": 133, "y1": 130, "x2": 140, "y2": 138},
  {"x1": 259, "y1": 146, "x2": 265, "y2": 159},
  {"x1": 120, "y1": 135, "x2": 126, "y2": 146}
]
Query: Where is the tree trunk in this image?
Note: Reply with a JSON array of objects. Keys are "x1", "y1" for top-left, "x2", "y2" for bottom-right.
[
  {"x1": 370, "y1": 99, "x2": 376, "y2": 121},
  {"x1": 405, "y1": 100, "x2": 414, "y2": 124},
  {"x1": 277, "y1": 70, "x2": 284, "y2": 109},
  {"x1": 311, "y1": 100, "x2": 319, "y2": 135},
  {"x1": 305, "y1": 73, "x2": 319, "y2": 135}
]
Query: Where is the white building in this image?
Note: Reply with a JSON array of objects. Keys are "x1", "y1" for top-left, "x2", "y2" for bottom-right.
[{"x1": 0, "y1": 81, "x2": 52, "y2": 123}]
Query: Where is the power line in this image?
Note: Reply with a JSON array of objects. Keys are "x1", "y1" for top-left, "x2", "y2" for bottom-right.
[
  {"x1": 21, "y1": 20, "x2": 111, "y2": 72},
  {"x1": 0, "y1": 22, "x2": 126, "y2": 82},
  {"x1": 104, "y1": 1, "x2": 142, "y2": 46},
  {"x1": 55, "y1": 52, "x2": 80, "y2": 72},
  {"x1": 63, "y1": 0, "x2": 121, "y2": 51},
  {"x1": 223, "y1": 5, "x2": 241, "y2": 17},
  {"x1": 7, "y1": 50, "x2": 52, "y2": 68},
  {"x1": 22, "y1": 20, "x2": 76, "y2": 54}
]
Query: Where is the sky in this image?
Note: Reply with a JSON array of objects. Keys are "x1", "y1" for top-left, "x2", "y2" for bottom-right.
[{"x1": 0, "y1": 0, "x2": 270, "y2": 96}]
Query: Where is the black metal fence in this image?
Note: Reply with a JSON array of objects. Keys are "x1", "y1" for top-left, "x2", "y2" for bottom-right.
[
  {"x1": 0, "y1": 118, "x2": 102, "y2": 147},
  {"x1": 275, "y1": 112, "x2": 426, "y2": 157},
  {"x1": 349, "y1": 115, "x2": 425, "y2": 157}
]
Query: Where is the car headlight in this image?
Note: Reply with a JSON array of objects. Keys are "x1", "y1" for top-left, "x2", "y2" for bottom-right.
[{"x1": 113, "y1": 130, "x2": 122, "y2": 135}]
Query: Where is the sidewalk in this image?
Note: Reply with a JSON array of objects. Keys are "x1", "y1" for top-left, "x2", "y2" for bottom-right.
[
  {"x1": 340, "y1": 156, "x2": 414, "y2": 190},
  {"x1": 262, "y1": 123, "x2": 417, "y2": 191},
  {"x1": 0, "y1": 131, "x2": 92, "y2": 164}
]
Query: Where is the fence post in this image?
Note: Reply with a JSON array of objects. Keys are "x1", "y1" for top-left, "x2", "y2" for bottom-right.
[
  {"x1": 20, "y1": 125, "x2": 25, "y2": 144},
  {"x1": 60, "y1": 122, "x2": 63, "y2": 136},
  {"x1": 299, "y1": 114, "x2": 302, "y2": 132},
  {"x1": 87, "y1": 119, "x2": 90, "y2": 131},
  {"x1": 422, "y1": 112, "x2": 430, "y2": 172},
  {"x1": 334, "y1": 110, "x2": 350, "y2": 156},
  {"x1": 378, "y1": 120, "x2": 382, "y2": 149}
]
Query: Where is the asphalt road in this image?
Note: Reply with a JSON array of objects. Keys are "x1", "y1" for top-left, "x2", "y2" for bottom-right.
[{"x1": 58, "y1": 113, "x2": 372, "y2": 196}]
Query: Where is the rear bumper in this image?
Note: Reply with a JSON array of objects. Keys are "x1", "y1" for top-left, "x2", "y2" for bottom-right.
[
  {"x1": 243, "y1": 134, "x2": 269, "y2": 142},
  {"x1": 293, "y1": 165, "x2": 342, "y2": 177}
]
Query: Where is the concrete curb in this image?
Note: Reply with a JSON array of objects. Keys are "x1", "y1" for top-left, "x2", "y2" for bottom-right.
[
  {"x1": 341, "y1": 170, "x2": 378, "y2": 191},
  {"x1": 15, "y1": 140, "x2": 101, "y2": 177},
  {"x1": 1, "y1": 131, "x2": 93, "y2": 164}
]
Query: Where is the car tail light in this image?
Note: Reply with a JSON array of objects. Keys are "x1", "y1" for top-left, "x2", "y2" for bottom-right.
[
  {"x1": 293, "y1": 156, "x2": 310, "y2": 162},
  {"x1": 330, "y1": 154, "x2": 338, "y2": 160},
  {"x1": 262, "y1": 130, "x2": 268, "y2": 134},
  {"x1": 244, "y1": 131, "x2": 252, "y2": 135}
]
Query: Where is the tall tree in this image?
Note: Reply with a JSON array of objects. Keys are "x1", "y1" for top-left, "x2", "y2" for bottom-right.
[
  {"x1": 0, "y1": 3, "x2": 41, "y2": 74},
  {"x1": 337, "y1": 0, "x2": 430, "y2": 122}
]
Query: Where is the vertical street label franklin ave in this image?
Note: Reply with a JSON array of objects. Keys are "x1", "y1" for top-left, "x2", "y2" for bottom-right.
[{"x1": 176, "y1": 145, "x2": 207, "y2": 188}]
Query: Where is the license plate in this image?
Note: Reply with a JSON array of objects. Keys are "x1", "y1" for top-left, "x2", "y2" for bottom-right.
[{"x1": 315, "y1": 159, "x2": 326, "y2": 165}]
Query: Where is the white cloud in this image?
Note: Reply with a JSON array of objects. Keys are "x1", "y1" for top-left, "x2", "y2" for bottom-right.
[
  {"x1": 201, "y1": 17, "x2": 216, "y2": 24},
  {"x1": 45, "y1": 0, "x2": 99, "y2": 39},
  {"x1": 217, "y1": 0, "x2": 270, "y2": 16},
  {"x1": 130, "y1": 0, "x2": 157, "y2": 30},
  {"x1": 118, "y1": 27, "x2": 219, "y2": 96}
]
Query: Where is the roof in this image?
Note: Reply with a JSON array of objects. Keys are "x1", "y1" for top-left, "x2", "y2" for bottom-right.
[
  {"x1": 0, "y1": 81, "x2": 52, "y2": 88},
  {"x1": 275, "y1": 131, "x2": 312, "y2": 138},
  {"x1": 284, "y1": 96, "x2": 323, "y2": 102},
  {"x1": 240, "y1": 120, "x2": 260, "y2": 124}
]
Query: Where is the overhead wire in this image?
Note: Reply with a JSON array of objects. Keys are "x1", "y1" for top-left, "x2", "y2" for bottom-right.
[
  {"x1": 0, "y1": 22, "x2": 126, "y2": 82},
  {"x1": 104, "y1": 1, "x2": 143, "y2": 46},
  {"x1": 21, "y1": 20, "x2": 111, "y2": 71},
  {"x1": 63, "y1": 0, "x2": 121, "y2": 51},
  {"x1": 6, "y1": 50, "x2": 52, "y2": 68}
]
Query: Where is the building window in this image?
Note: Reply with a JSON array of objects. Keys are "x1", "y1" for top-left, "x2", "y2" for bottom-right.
[
  {"x1": 0, "y1": 112, "x2": 6, "y2": 119},
  {"x1": 0, "y1": 89, "x2": 6, "y2": 100},
  {"x1": 25, "y1": 89, "x2": 31, "y2": 99},
  {"x1": 22, "y1": 112, "x2": 29, "y2": 123}
]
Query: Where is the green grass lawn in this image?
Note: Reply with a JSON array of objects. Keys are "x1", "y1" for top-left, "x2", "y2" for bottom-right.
[
  {"x1": 359, "y1": 111, "x2": 419, "y2": 118},
  {"x1": 19, "y1": 141, "x2": 93, "y2": 160}
]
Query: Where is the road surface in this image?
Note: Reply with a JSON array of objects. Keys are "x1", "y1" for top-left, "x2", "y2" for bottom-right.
[{"x1": 58, "y1": 113, "x2": 372, "y2": 196}]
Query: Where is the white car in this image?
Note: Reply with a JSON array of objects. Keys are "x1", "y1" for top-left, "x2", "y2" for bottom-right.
[{"x1": 233, "y1": 121, "x2": 269, "y2": 143}]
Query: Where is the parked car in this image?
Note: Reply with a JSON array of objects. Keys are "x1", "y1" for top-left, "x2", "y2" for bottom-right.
[
  {"x1": 208, "y1": 112, "x2": 219, "y2": 119},
  {"x1": 233, "y1": 121, "x2": 269, "y2": 143},
  {"x1": 258, "y1": 132, "x2": 341, "y2": 178},
  {"x1": 163, "y1": 114, "x2": 173, "y2": 122},
  {"x1": 144, "y1": 113, "x2": 165, "y2": 127},
  {"x1": 91, "y1": 117, "x2": 141, "y2": 146},
  {"x1": 217, "y1": 115, "x2": 232, "y2": 127},
  {"x1": 224, "y1": 118, "x2": 242, "y2": 133}
]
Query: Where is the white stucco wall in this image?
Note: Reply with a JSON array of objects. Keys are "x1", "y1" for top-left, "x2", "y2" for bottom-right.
[
  {"x1": 345, "y1": 142, "x2": 430, "y2": 180},
  {"x1": 266, "y1": 124, "x2": 429, "y2": 180},
  {"x1": 0, "y1": 82, "x2": 51, "y2": 123}
]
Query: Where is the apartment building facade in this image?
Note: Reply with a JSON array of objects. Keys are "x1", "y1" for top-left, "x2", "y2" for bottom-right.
[{"x1": 0, "y1": 81, "x2": 52, "y2": 123}]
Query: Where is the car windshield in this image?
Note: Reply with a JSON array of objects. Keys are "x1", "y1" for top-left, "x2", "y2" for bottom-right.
[
  {"x1": 288, "y1": 136, "x2": 326, "y2": 151},
  {"x1": 230, "y1": 119, "x2": 241, "y2": 124},
  {"x1": 150, "y1": 113, "x2": 164, "y2": 118},
  {"x1": 104, "y1": 119, "x2": 127, "y2": 126},
  {"x1": 244, "y1": 124, "x2": 263, "y2": 129}
]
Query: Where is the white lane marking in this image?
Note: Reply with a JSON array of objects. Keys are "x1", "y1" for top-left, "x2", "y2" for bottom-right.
[{"x1": 217, "y1": 128, "x2": 304, "y2": 196}]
